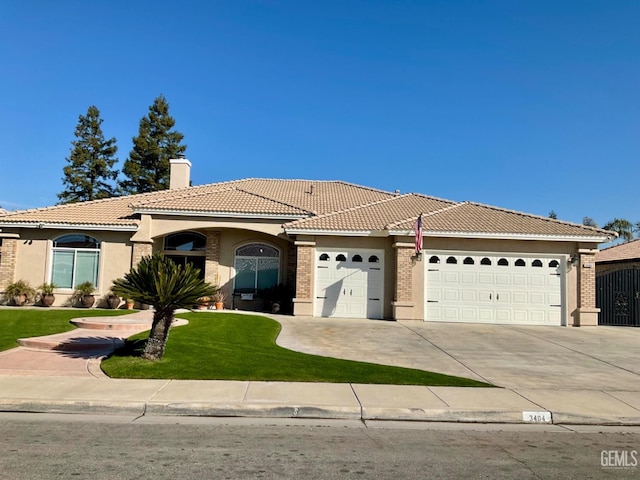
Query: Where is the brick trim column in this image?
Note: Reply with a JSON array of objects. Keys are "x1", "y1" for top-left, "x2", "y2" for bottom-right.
[
  {"x1": 0, "y1": 238, "x2": 18, "y2": 290},
  {"x1": 391, "y1": 241, "x2": 416, "y2": 320},
  {"x1": 576, "y1": 249, "x2": 599, "y2": 326},
  {"x1": 131, "y1": 242, "x2": 153, "y2": 268},
  {"x1": 204, "y1": 231, "x2": 221, "y2": 285},
  {"x1": 292, "y1": 240, "x2": 315, "y2": 316}
]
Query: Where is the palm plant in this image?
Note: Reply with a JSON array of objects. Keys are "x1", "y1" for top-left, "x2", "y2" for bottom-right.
[
  {"x1": 111, "y1": 253, "x2": 216, "y2": 360},
  {"x1": 603, "y1": 218, "x2": 634, "y2": 243}
]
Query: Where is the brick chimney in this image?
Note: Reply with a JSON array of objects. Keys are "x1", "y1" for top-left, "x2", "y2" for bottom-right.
[{"x1": 169, "y1": 155, "x2": 191, "y2": 189}]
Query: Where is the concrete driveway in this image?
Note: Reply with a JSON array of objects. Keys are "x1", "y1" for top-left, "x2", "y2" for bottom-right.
[{"x1": 275, "y1": 317, "x2": 640, "y2": 391}]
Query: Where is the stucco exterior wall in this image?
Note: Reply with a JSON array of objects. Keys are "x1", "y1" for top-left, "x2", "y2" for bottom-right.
[{"x1": 6, "y1": 229, "x2": 133, "y2": 306}]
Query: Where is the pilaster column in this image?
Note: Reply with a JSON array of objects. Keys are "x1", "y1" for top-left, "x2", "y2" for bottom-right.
[
  {"x1": 205, "y1": 231, "x2": 221, "y2": 285},
  {"x1": 292, "y1": 240, "x2": 315, "y2": 316},
  {"x1": 131, "y1": 241, "x2": 153, "y2": 268},
  {"x1": 0, "y1": 238, "x2": 18, "y2": 290},
  {"x1": 576, "y1": 248, "x2": 599, "y2": 326},
  {"x1": 391, "y1": 241, "x2": 416, "y2": 320}
]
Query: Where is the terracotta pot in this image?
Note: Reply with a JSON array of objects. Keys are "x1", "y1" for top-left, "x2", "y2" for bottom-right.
[
  {"x1": 11, "y1": 294, "x2": 27, "y2": 306},
  {"x1": 41, "y1": 294, "x2": 55, "y2": 307},
  {"x1": 126, "y1": 302, "x2": 134, "y2": 310},
  {"x1": 215, "y1": 302, "x2": 224, "y2": 310}
]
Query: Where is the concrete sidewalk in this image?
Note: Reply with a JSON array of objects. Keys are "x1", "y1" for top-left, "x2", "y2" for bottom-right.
[
  {"x1": 2, "y1": 375, "x2": 640, "y2": 425},
  {"x1": 0, "y1": 309, "x2": 639, "y2": 425}
]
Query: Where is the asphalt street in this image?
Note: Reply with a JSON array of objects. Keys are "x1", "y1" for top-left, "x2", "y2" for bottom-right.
[{"x1": 1, "y1": 413, "x2": 639, "y2": 479}]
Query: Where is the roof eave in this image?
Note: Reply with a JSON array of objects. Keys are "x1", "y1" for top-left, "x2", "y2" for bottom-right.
[
  {"x1": 0, "y1": 222, "x2": 138, "y2": 232},
  {"x1": 284, "y1": 228, "x2": 387, "y2": 237},
  {"x1": 388, "y1": 230, "x2": 612, "y2": 243}
]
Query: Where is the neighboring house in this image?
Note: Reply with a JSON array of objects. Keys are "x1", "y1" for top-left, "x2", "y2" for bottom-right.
[
  {"x1": 0, "y1": 159, "x2": 612, "y2": 326},
  {"x1": 594, "y1": 240, "x2": 640, "y2": 327},
  {"x1": 595, "y1": 239, "x2": 640, "y2": 275}
]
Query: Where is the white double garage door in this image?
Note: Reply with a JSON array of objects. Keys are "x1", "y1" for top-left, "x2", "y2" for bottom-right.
[{"x1": 425, "y1": 251, "x2": 564, "y2": 326}]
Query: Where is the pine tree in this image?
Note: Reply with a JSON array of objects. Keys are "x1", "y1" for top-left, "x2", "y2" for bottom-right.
[
  {"x1": 58, "y1": 106, "x2": 119, "y2": 204},
  {"x1": 119, "y1": 95, "x2": 186, "y2": 194}
]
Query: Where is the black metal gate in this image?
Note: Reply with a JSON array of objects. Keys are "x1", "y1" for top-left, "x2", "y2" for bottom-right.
[{"x1": 596, "y1": 267, "x2": 640, "y2": 326}]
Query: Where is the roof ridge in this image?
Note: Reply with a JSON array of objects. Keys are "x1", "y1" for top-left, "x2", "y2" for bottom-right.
[
  {"x1": 465, "y1": 200, "x2": 613, "y2": 236},
  {"x1": 385, "y1": 201, "x2": 464, "y2": 230},
  {"x1": 234, "y1": 187, "x2": 314, "y2": 215},
  {"x1": 286, "y1": 193, "x2": 411, "y2": 227}
]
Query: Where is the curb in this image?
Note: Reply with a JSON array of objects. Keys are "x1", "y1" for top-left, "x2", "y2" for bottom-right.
[{"x1": 2, "y1": 399, "x2": 640, "y2": 425}]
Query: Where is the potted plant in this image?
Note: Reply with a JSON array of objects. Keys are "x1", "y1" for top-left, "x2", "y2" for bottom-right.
[
  {"x1": 4, "y1": 279, "x2": 36, "y2": 306},
  {"x1": 105, "y1": 291, "x2": 121, "y2": 309},
  {"x1": 213, "y1": 289, "x2": 225, "y2": 310},
  {"x1": 37, "y1": 282, "x2": 56, "y2": 307},
  {"x1": 74, "y1": 281, "x2": 95, "y2": 308},
  {"x1": 196, "y1": 296, "x2": 211, "y2": 310},
  {"x1": 125, "y1": 298, "x2": 135, "y2": 310}
]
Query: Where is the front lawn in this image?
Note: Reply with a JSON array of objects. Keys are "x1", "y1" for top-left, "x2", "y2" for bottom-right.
[
  {"x1": 0, "y1": 308, "x2": 134, "y2": 352},
  {"x1": 102, "y1": 313, "x2": 492, "y2": 387}
]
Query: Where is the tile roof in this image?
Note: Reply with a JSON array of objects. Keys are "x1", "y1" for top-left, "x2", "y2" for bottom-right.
[
  {"x1": 285, "y1": 194, "x2": 455, "y2": 231},
  {"x1": 595, "y1": 239, "x2": 640, "y2": 263},
  {"x1": 0, "y1": 179, "x2": 393, "y2": 227},
  {"x1": 0, "y1": 178, "x2": 610, "y2": 239},
  {"x1": 388, "y1": 201, "x2": 609, "y2": 238},
  {"x1": 131, "y1": 186, "x2": 311, "y2": 216}
]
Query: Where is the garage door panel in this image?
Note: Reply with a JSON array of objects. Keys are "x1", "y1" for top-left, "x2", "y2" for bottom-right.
[
  {"x1": 511, "y1": 274, "x2": 528, "y2": 286},
  {"x1": 315, "y1": 249, "x2": 384, "y2": 319},
  {"x1": 426, "y1": 251, "x2": 564, "y2": 326}
]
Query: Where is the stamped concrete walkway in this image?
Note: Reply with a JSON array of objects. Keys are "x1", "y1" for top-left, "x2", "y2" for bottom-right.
[{"x1": 1, "y1": 309, "x2": 639, "y2": 425}]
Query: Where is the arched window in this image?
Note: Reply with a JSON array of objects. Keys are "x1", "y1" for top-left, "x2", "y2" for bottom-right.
[
  {"x1": 352, "y1": 254, "x2": 363, "y2": 262},
  {"x1": 319, "y1": 253, "x2": 330, "y2": 261},
  {"x1": 532, "y1": 259, "x2": 543, "y2": 267},
  {"x1": 515, "y1": 259, "x2": 526, "y2": 267},
  {"x1": 234, "y1": 243, "x2": 280, "y2": 292},
  {"x1": 336, "y1": 254, "x2": 347, "y2": 262},
  {"x1": 164, "y1": 232, "x2": 206, "y2": 251},
  {"x1": 368, "y1": 255, "x2": 379, "y2": 263},
  {"x1": 429, "y1": 256, "x2": 440, "y2": 264},
  {"x1": 51, "y1": 234, "x2": 100, "y2": 289},
  {"x1": 498, "y1": 258, "x2": 509, "y2": 266},
  {"x1": 164, "y1": 232, "x2": 207, "y2": 279},
  {"x1": 446, "y1": 256, "x2": 457, "y2": 264},
  {"x1": 549, "y1": 260, "x2": 560, "y2": 268},
  {"x1": 481, "y1": 257, "x2": 492, "y2": 266},
  {"x1": 463, "y1": 257, "x2": 474, "y2": 265}
]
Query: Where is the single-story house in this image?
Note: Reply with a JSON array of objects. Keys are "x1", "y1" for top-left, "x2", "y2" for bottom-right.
[
  {"x1": 595, "y1": 239, "x2": 640, "y2": 275},
  {"x1": 594, "y1": 240, "x2": 640, "y2": 327},
  {"x1": 0, "y1": 159, "x2": 613, "y2": 326}
]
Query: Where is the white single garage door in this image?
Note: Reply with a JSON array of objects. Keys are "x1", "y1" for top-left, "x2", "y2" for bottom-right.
[
  {"x1": 425, "y1": 251, "x2": 563, "y2": 325},
  {"x1": 314, "y1": 248, "x2": 384, "y2": 319}
]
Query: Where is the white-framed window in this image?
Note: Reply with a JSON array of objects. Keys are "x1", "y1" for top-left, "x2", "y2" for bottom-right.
[
  {"x1": 234, "y1": 243, "x2": 280, "y2": 292},
  {"x1": 51, "y1": 234, "x2": 100, "y2": 289}
]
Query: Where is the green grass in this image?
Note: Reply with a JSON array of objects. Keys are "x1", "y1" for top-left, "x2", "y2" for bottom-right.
[
  {"x1": 102, "y1": 313, "x2": 492, "y2": 387},
  {"x1": 0, "y1": 308, "x2": 135, "y2": 352}
]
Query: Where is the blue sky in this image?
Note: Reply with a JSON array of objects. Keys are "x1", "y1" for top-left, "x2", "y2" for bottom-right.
[{"x1": 1, "y1": 1, "x2": 638, "y2": 229}]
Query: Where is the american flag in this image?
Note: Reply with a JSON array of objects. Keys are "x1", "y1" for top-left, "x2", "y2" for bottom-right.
[{"x1": 414, "y1": 214, "x2": 423, "y2": 254}]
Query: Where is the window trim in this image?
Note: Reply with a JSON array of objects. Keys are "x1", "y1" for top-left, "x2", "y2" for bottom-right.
[
  {"x1": 233, "y1": 242, "x2": 281, "y2": 292},
  {"x1": 50, "y1": 233, "x2": 101, "y2": 290}
]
